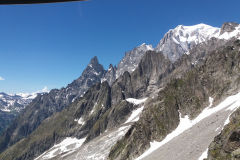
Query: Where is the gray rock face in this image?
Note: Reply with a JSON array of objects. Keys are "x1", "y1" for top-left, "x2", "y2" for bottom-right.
[
  {"x1": 101, "y1": 64, "x2": 117, "y2": 85},
  {"x1": 116, "y1": 43, "x2": 153, "y2": 79},
  {"x1": 101, "y1": 43, "x2": 153, "y2": 86},
  {"x1": 66, "y1": 56, "x2": 106, "y2": 100}
]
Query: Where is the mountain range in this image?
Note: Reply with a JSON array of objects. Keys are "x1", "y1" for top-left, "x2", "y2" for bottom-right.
[
  {"x1": 0, "y1": 22, "x2": 240, "y2": 160},
  {"x1": 0, "y1": 88, "x2": 48, "y2": 135}
]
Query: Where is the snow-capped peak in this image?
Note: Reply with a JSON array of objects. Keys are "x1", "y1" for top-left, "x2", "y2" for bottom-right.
[
  {"x1": 155, "y1": 23, "x2": 221, "y2": 62},
  {"x1": 156, "y1": 23, "x2": 220, "y2": 53},
  {"x1": 155, "y1": 23, "x2": 240, "y2": 62},
  {"x1": 172, "y1": 23, "x2": 220, "y2": 44}
]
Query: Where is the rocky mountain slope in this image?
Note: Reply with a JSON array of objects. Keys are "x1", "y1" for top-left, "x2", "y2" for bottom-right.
[
  {"x1": 0, "y1": 56, "x2": 106, "y2": 153},
  {"x1": 0, "y1": 22, "x2": 240, "y2": 160}
]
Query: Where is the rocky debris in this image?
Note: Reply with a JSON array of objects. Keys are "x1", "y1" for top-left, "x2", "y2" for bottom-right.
[
  {"x1": 63, "y1": 125, "x2": 131, "y2": 160},
  {"x1": 141, "y1": 102, "x2": 234, "y2": 160},
  {"x1": 207, "y1": 108, "x2": 240, "y2": 160}
]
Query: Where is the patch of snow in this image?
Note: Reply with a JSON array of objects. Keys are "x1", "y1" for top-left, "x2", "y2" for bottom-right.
[
  {"x1": 74, "y1": 117, "x2": 85, "y2": 125},
  {"x1": 192, "y1": 60, "x2": 198, "y2": 65},
  {"x1": 126, "y1": 98, "x2": 147, "y2": 105},
  {"x1": 224, "y1": 116, "x2": 230, "y2": 126},
  {"x1": 146, "y1": 46, "x2": 153, "y2": 51},
  {"x1": 172, "y1": 37, "x2": 180, "y2": 44},
  {"x1": 35, "y1": 137, "x2": 86, "y2": 160},
  {"x1": 90, "y1": 103, "x2": 97, "y2": 115},
  {"x1": 78, "y1": 117, "x2": 85, "y2": 125},
  {"x1": 101, "y1": 78, "x2": 107, "y2": 83},
  {"x1": 125, "y1": 106, "x2": 144, "y2": 124},
  {"x1": 137, "y1": 92, "x2": 240, "y2": 159},
  {"x1": 72, "y1": 97, "x2": 77, "y2": 102},
  {"x1": 1, "y1": 108, "x2": 11, "y2": 112},
  {"x1": 93, "y1": 71, "x2": 100, "y2": 76},
  {"x1": 215, "y1": 127, "x2": 220, "y2": 132},
  {"x1": 140, "y1": 43, "x2": 153, "y2": 51},
  {"x1": 8, "y1": 100, "x2": 15, "y2": 106},
  {"x1": 198, "y1": 148, "x2": 208, "y2": 160}
]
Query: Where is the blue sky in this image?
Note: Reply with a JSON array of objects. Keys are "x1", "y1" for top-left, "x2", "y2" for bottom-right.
[{"x1": 0, "y1": 0, "x2": 239, "y2": 94}]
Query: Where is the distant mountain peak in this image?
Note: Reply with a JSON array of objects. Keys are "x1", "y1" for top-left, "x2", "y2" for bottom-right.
[
  {"x1": 108, "y1": 64, "x2": 116, "y2": 71},
  {"x1": 101, "y1": 63, "x2": 116, "y2": 85},
  {"x1": 89, "y1": 56, "x2": 99, "y2": 66},
  {"x1": 109, "y1": 63, "x2": 114, "y2": 69}
]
